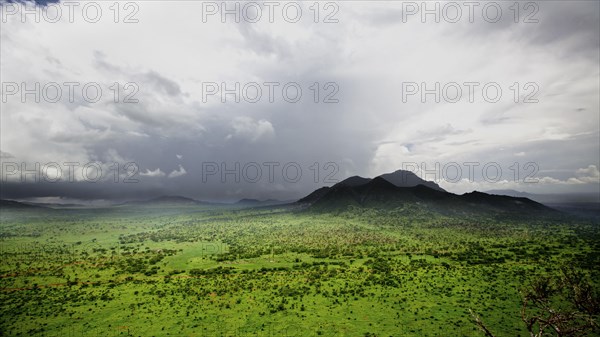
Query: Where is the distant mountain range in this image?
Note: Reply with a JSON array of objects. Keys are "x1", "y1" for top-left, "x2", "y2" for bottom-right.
[
  {"x1": 484, "y1": 189, "x2": 599, "y2": 218},
  {"x1": 92, "y1": 195, "x2": 293, "y2": 207},
  {"x1": 120, "y1": 196, "x2": 290, "y2": 207},
  {"x1": 235, "y1": 198, "x2": 291, "y2": 207},
  {"x1": 0, "y1": 196, "x2": 292, "y2": 209},
  {"x1": 299, "y1": 169, "x2": 445, "y2": 204},
  {"x1": 2, "y1": 170, "x2": 595, "y2": 217},
  {"x1": 122, "y1": 195, "x2": 211, "y2": 206},
  {"x1": 299, "y1": 170, "x2": 553, "y2": 215},
  {"x1": 0, "y1": 199, "x2": 47, "y2": 209},
  {"x1": 485, "y1": 189, "x2": 600, "y2": 204}
]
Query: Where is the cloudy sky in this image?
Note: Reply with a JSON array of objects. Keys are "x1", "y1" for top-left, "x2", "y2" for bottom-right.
[{"x1": 1, "y1": 0, "x2": 599, "y2": 202}]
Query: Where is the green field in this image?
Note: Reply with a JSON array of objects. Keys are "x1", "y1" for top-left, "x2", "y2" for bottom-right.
[{"x1": 1, "y1": 204, "x2": 598, "y2": 337}]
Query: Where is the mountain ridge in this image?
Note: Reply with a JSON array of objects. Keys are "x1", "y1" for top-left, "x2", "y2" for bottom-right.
[{"x1": 298, "y1": 170, "x2": 553, "y2": 215}]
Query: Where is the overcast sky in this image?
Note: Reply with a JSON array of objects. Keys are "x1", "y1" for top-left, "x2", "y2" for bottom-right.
[{"x1": 0, "y1": 0, "x2": 599, "y2": 202}]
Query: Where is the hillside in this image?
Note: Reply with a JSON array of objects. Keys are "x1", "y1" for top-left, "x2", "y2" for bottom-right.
[{"x1": 299, "y1": 173, "x2": 553, "y2": 216}]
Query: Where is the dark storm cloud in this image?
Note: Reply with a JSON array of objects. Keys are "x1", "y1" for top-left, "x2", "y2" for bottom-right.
[
  {"x1": 357, "y1": 1, "x2": 599, "y2": 56},
  {"x1": 1, "y1": 1, "x2": 598, "y2": 201},
  {"x1": 529, "y1": 1, "x2": 600, "y2": 49},
  {"x1": 0, "y1": 181, "x2": 166, "y2": 201},
  {"x1": 451, "y1": 1, "x2": 600, "y2": 57}
]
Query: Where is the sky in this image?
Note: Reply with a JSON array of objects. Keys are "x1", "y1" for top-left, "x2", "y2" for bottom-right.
[{"x1": 0, "y1": 0, "x2": 599, "y2": 203}]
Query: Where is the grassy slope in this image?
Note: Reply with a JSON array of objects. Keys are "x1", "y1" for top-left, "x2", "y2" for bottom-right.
[{"x1": 0, "y1": 205, "x2": 598, "y2": 336}]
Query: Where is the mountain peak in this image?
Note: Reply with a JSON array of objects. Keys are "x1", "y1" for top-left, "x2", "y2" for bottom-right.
[
  {"x1": 297, "y1": 168, "x2": 552, "y2": 215},
  {"x1": 122, "y1": 195, "x2": 204, "y2": 206},
  {"x1": 150, "y1": 195, "x2": 198, "y2": 203},
  {"x1": 378, "y1": 170, "x2": 445, "y2": 192},
  {"x1": 333, "y1": 175, "x2": 372, "y2": 188}
]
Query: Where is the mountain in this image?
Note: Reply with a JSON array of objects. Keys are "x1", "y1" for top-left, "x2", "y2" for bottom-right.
[
  {"x1": 485, "y1": 189, "x2": 534, "y2": 199},
  {"x1": 123, "y1": 195, "x2": 209, "y2": 206},
  {"x1": 486, "y1": 189, "x2": 599, "y2": 219},
  {"x1": 328, "y1": 170, "x2": 445, "y2": 191},
  {"x1": 297, "y1": 186, "x2": 331, "y2": 204},
  {"x1": 148, "y1": 196, "x2": 201, "y2": 204},
  {"x1": 297, "y1": 169, "x2": 447, "y2": 208},
  {"x1": 378, "y1": 170, "x2": 445, "y2": 191},
  {"x1": 334, "y1": 176, "x2": 372, "y2": 187},
  {"x1": 460, "y1": 191, "x2": 549, "y2": 212},
  {"x1": 235, "y1": 199, "x2": 289, "y2": 207},
  {"x1": 0, "y1": 199, "x2": 48, "y2": 209},
  {"x1": 307, "y1": 177, "x2": 448, "y2": 210},
  {"x1": 485, "y1": 189, "x2": 600, "y2": 204},
  {"x1": 295, "y1": 177, "x2": 372, "y2": 205},
  {"x1": 299, "y1": 173, "x2": 553, "y2": 215},
  {"x1": 20, "y1": 202, "x2": 89, "y2": 208},
  {"x1": 236, "y1": 198, "x2": 262, "y2": 205}
]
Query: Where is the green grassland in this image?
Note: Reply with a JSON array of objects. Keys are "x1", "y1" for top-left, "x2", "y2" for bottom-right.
[{"x1": 1, "y1": 204, "x2": 598, "y2": 336}]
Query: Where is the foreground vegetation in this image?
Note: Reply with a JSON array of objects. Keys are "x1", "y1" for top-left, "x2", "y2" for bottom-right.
[{"x1": 1, "y1": 204, "x2": 598, "y2": 336}]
